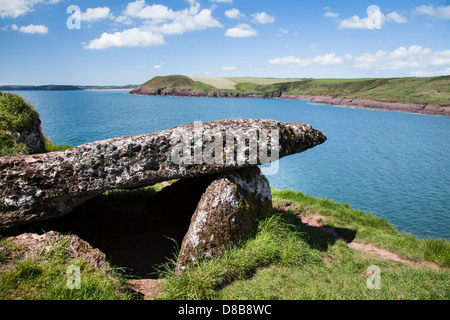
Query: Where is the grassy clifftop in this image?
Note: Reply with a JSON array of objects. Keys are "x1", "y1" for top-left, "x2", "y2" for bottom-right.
[
  {"x1": 1, "y1": 184, "x2": 448, "y2": 300},
  {"x1": 131, "y1": 75, "x2": 450, "y2": 107}
]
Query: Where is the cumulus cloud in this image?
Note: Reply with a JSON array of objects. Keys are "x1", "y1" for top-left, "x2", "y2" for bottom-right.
[
  {"x1": 386, "y1": 11, "x2": 408, "y2": 23},
  {"x1": 0, "y1": 0, "x2": 60, "y2": 18},
  {"x1": 11, "y1": 23, "x2": 48, "y2": 34},
  {"x1": 268, "y1": 53, "x2": 344, "y2": 67},
  {"x1": 413, "y1": 4, "x2": 450, "y2": 20},
  {"x1": 153, "y1": 64, "x2": 162, "y2": 69},
  {"x1": 79, "y1": 7, "x2": 112, "y2": 22},
  {"x1": 225, "y1": 23, "x2": 257, "y2": 37},
  {"x1": 323, "y1": 11, "x2": 339, "y2": 18},
  {"x1": 225, "y1": 8, "x2": 245, "y2": 19},
  {"x1": 83, "y1": 28, "x2": 165, "y2": 50},
  {"x1": 410, "y1": 67, "x2": 450, "y2": 77},
  {"x1": 351, "y1": 45, "x2": 450, "y2": 70},
  {"x1": 252, "y1": 11, "x2": 275, "y2": 24},
  {"x1": 85, "y1": 0, "x2": 222, "y2": 49},
  {"x1": 337, "y1": 7, "x2": 407, "y2": 29}
]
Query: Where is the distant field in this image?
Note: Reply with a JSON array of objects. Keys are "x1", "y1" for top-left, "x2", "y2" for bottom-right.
[
  {"x1": 189, "y1": 76, "x2": 305, "y2": 89},
  {"x1": 226, "y1": 77, "x2": 304, "y2": 85},
  {"x1": 189, "y1": 77, "x2": 237, "y2": 89}
]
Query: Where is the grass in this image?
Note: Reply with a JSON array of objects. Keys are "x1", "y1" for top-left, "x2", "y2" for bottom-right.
[
  {"x1": 137, "y1": 75, "x2": 450, "y2": 106},
  {"x1": 0, "y1": 184, "x2": 448, "y2": 300},
  {"x1": 156, "y1": 188, "x2": 449, "y2": 300},
  {"x1": 0, "y1": 92, "x2": 72, "y2": 156},
  {"x1": 0, "y1": 234, "x2": 136, "y2": 300}
]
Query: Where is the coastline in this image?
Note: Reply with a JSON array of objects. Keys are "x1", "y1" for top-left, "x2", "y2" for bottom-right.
[
  {"x1": 278, "y1": 94, "x2": 450, "y2": 117},
  {"x1": 129, "y1": 89, "x2": 450, "y2": 117}
]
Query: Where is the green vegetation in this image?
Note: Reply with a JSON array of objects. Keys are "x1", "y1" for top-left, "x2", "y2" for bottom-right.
[
  {"x1": 136, "y1": 75, "x2": 450, "y2": 107},
  {"x1": 0, "y1": 234, "x2": 135, "y2": 300},
  {"x1": 138, "y1": 75, "x2": 201, "y2": 93},
  {"x1": 283, "y1": 76, "x2": 450, "y2": 106},
  {"x1": 158, "y1": 188, "x2": 449, "y2": 300},
  {"x1": 0, "y1": 92, "x2": 72, "y2": 156},
  {"x1": 1, "y1": 185, "x2": 448, "y2": 300},
  {"x1": 0, "y1": 92, "x2": 42, "y2": 156}
]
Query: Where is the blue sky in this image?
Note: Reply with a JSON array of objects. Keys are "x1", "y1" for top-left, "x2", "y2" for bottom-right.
[{"x1": 0, "y1": 0, "x2": 449, "y2": 85}]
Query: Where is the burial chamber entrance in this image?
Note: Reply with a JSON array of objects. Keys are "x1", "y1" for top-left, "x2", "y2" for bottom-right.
[{"x1": 17, "y1": 175, "x2": 219, "y2": 279}]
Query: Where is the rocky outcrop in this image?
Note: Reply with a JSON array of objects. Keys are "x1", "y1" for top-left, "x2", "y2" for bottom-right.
[
  {"x1": 0, "y1": 118, "x2": 326, "y2": 231},
  {"x1": 130, "y1": 88, "x2": 208, "y2": 97},
  {"x1": 279, "y1": 94, "x2": 450, "y2": 117},
  {"x1": 176, "y1": 167, "x2": 272, "y2": 274},
  {"x1": 19, "y1": 117, "x2": 45, "y2": 152},
  {"x1": 3, "y1": 231, "x2": 111, "y2": 273}
]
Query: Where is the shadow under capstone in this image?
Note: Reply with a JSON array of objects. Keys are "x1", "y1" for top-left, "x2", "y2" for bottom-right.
[{"x1": 24, "y1": 175, "x2": 219, "y2": 279}]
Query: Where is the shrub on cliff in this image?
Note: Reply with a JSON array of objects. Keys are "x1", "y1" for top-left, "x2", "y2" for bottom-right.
[
  {"x1": 0, "y1": 92, "x2": 45, "y2": 156},
  {"x1": 0, "y1": 92, "x2": 71, "y2": 156}
]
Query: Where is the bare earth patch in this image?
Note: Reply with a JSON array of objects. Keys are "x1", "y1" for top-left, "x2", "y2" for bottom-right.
[
  {"x1": 125, "y1": 279, "x2": 165, "y2": 300},
  {"x1": 275, "y1": 201, "x2": 440, "y2": 269}
]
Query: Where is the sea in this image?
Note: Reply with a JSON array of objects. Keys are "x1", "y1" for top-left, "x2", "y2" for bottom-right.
[{"x1": 9, "y1": 89, "x2": 450, "y2": 239}]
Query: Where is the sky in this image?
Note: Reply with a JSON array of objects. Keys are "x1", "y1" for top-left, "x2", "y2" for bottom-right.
[{"x1": 0, "y1": 0, "x2": 449, "y2": 85}]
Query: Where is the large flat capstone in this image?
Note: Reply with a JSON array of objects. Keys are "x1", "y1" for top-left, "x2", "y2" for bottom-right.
[{"x1": 0, "y1": 118, "x2": 326, "y2": 230}]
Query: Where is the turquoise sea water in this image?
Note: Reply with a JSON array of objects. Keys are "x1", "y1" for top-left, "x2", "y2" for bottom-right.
[{"x1": 11, "y1": 90, "x2": 450, "y2": 239}]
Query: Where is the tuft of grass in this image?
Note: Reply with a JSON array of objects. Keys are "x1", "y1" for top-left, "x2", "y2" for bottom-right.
[
  {"x1": 0, "y1": 234, "x2": 137, "y2": 300},
  {"x1": 157, "y1": 211, "x2": 323, "y2": 300},
  {"x1": 156, "y1": 187, "x2": 449, "y2": 300},
  {"x1": 43, "y1": 136, "x2": 72, "y2": 152},
  {"x1": 0, "y1": 92, "x2": 72, "y2": 156}
]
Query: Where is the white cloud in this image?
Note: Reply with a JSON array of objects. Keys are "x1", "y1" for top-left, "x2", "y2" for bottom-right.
[
  {"x1": 225, "y1": 23, "x2": 257, "y2": 38},
  {"x1": 225, "y1": 8, "x2": 245, "y2": 19},
  {"x1": 338, "y1": 15, "x2": 370, "y2": 29},
  {"x1": 11, "y1": 23, "x2": 48, "y2": 34},
  {"x1": 252, "y1": 11, "x2": 275, "y2": 24},
  {"x1": 337, "y1": 8, "x2": 407, "y2": 29},
  {"x1": 123, "y1": 0, "x2": 222, "y2": 35},
  {"x1": 268, "y1": 53, "x2": 344, "y2": 68},
  {"x1": 221, "y1": 66, "x2": 237, "y2": 71},
  {"x1": 115, "y1": 15, "x2": 134, "y2": 25},
  {"x1": 413, "y1": 4, "x2": 450, "y2": 20},
  {"x1": 79, "y1": 7, "x2": 112, "y2": 22},
  {"x1": 86, "y1": 0, "x2": 223, "y2": 49},
  {"x1": 0, "y1": 0, "x2": 60, "y2": 18},
  {"x1": 153, "y1": 64, "x2": 162, "y2": 69},
  {"x1": 410, "y1": 67, "x2": 450, "y2": 77},
  {"x1": 323, "y1": 11, "x2": 339, "y2": 18},
  {"x1": 84, "y1": 28, "x2": 165, "y2": 50},
  {"x1": 277, "y1": 28, "x2": 288, "y2": 36},
  {"x1": 136, "y1": 65, "x2": 146, "y2": 69},
  {"x1": 386, "y1": 11, "x2": 407, "y2": 23},
  {"x1": 351, "y1": 45, "x2": 450, "y2": 70}
]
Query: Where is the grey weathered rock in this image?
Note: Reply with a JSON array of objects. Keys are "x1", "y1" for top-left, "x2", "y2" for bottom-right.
[
  {"x1": 5, "y1": 231, "x2": 111, "y2": 273},
  {"x1": 0, "y1": 118, "x2": 326, "y2": 230},
  {"x1": 175, "y1": 167, "x2": 272, "y2": 274},
  {"x1": 20, "y1": 118, "x2": 45, "y2": 152}
]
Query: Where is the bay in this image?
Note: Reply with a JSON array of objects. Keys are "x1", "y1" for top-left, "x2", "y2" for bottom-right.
[{"x1": 11, "y1": 90, "x2": 450, "y2": 239}]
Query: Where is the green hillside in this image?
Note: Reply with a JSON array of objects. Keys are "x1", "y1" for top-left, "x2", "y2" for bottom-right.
[{"x1": 133, "y1": 75, "x2": 450, "y2": 107}]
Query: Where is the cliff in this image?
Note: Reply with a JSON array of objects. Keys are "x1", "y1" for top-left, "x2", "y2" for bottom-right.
[{"x1": 130, "y1": 75, "x2": 450, "y2": 116}]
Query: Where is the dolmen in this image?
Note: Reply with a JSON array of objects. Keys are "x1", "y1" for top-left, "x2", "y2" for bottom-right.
[{"x1": 0, "y1": 118, "x2": 326, "y2": 274}]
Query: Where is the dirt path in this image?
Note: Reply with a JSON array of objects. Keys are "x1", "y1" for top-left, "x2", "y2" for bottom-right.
[
  {"x1": 275, "y1": 201, "x2": 441, "y2": 269},
  {"x1": 299, "y1": 213, "x2": 440, "y2": 269}
]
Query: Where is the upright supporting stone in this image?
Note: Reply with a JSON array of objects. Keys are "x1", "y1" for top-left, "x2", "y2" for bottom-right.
[{"x1": 176, "y1": 167, "x2": 272, "y2": 274}]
